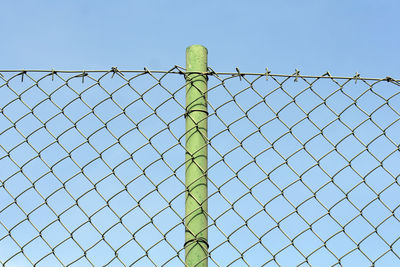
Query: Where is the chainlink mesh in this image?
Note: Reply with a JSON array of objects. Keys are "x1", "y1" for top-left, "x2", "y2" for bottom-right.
[{"x1": 0, "y1": 68, "x2": 400, "y2": 266}]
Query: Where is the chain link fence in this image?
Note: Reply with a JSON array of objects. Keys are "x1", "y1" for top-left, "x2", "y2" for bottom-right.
[{"x1": 1, "y1": 64, "x2": 400, "y2": 266}]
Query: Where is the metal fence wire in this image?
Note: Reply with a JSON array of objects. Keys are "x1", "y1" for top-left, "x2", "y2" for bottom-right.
[{"x1": 1, "y1": 62, "x2": 400, "y2": 265}]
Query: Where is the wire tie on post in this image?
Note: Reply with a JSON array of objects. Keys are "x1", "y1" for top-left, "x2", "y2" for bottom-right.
[
  {"x1": 354, "y1": 72, "x2": 360, "y2": 84},
  {"x1": 82, "y1": 71, "x2": 86, "y2": 83},
  {"x1": 236, "y1": 67, "x2": 242, "y2": 81},
  {"x1": 184, "y1": 108, "x2": 209, "y2": 118},
  {"x1": 294, "y1": 69, "x2": 300, "y2": 82},
  {"x1": 183, "y1": 237, "x2": 209, "y2": 249}
]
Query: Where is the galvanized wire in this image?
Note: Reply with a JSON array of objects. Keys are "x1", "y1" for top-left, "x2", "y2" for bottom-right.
[{"x1": 1, "y1": 67, "x2": 400, "y2": 266}]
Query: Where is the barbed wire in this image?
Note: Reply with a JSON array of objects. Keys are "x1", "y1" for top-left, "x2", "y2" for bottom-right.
[{"x1": 0, "y1": 67, "x2": 398, "y2": 82}]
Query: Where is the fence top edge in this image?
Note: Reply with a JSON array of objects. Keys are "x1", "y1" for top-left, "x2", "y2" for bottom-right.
[{"x1": 0, "y1": 69, "x2": 398, "y2": 82}]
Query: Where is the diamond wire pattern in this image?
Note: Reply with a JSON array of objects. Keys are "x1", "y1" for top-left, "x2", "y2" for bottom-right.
[
  {"x1": 0, "y1": 69, "x2": 400, "y2": 266},
  {"x1": 0, "y1": 69, "x2": 188, "y2": 266}
]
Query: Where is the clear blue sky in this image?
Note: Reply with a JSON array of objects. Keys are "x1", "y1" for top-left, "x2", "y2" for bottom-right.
[
  {"x1": 1, "y1": 1, "x2": 400, "y2": 266},
  {"x1": 1, "y1": 0, "x2": 399, "y2": 77}
]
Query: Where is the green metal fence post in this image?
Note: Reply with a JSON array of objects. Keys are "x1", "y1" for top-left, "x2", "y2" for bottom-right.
[{"x1": 185, "y1": 45, "x2": 208, "y2": 267}]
